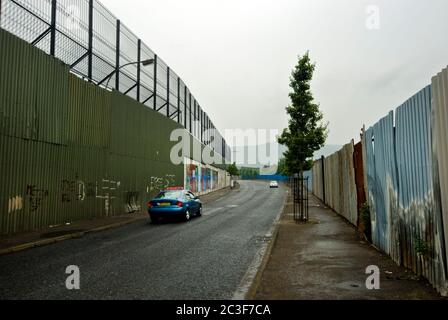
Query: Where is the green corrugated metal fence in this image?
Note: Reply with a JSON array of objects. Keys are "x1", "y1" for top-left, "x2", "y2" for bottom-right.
[{"x1": 0, "y1": 29, "x2": 188, "y2": 235}]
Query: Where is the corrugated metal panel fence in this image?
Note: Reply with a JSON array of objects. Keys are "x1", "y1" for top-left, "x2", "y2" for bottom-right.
[
  {"x1": 312, "y1": 142, "x2": 358, "y2": 226},
  {"x1": 311, "y1": 69, "x2": 448, "y2": 295},
  {"x1": 364, "y1": 111, "x2": 399, "y2": 262},
  {"x1": 0, "y1": 29, "x2": 187, "y2": 235},
  {"x1": 363, "y1": 86, "x2": 448, "y2": 294},
  {"x1": 432, "y1": 67, "x2": 448, "y2": 294}
]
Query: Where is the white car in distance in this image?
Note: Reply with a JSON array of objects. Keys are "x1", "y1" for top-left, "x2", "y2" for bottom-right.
[{"x1": 270, "y1": 181, "x2": 279, "y2": 189}]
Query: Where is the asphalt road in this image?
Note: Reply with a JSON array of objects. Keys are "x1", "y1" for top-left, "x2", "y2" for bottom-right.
[{"x1": 0, "y1": 180, "x2": 286, "y2": 300}]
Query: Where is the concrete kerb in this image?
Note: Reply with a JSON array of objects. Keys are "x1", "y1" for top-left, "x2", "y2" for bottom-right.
[
  {"x1": 0, "y1": 186, "x2": 236, "y2": 257},
  {"x1": 0, "y1": 218, "x2": 144, "y2": 256},
  {"x1": 236, "y1": 185, "x2": 289, "y2": 300},
  {"x1": 243, "y1": 221, "x2": 281, "y2": 300}
]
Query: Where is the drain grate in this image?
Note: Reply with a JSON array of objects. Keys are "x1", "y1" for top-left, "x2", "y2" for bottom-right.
[{"x1": 254, "y1": 235, "x2": 272, "y2": 243}]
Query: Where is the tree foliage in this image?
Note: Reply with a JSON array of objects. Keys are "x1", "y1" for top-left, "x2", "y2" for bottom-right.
[
  {"x1": 278, "y1": 52, "x2": 328, "y2": 174},
  {"x1": 227, "y1": 163, "x2": 240, "y2": 176},
  {"x1": 239, "y1": 167, "x2": 259, "y2": 179},
  {"x1": 277, "y1": 158, "x2": 287, "y2": 176}
]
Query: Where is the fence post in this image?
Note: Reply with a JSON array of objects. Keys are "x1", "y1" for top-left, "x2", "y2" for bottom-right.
[
  {"x1": 201, "y1": 109, "x2": 204, "y2": 143},
  {"x1": 222, "y1": 137, "x2": 225, "y2": 160},
  {"x1": 153, "y1": 54, "x2": 157, "y2": 110},
  {"x1": 50, "y1": 0, "x2": 57, "y2": 56},
  {"x1": 321, "y1": 155, "x2": 326, "y2": 204},
  {"x1": 208, "y1": 116, "x2": 210, "y2": 146},
  {"x1": 166, "y1": 67, "x2": 170, "y2": 117},
  {"x1": 177, "y1": 77, "x2": 181, "y2": 124},
  {"x1": 189, "y1": 93, "x2": 192, "y2": 134},
  {"x1": 205, "y1": 114, "x2": 208, "y2": 144},
  {"x1": 115, "y1": 19, "x2": 120, "y2": 91},
  {"x1": 88, "y1": 0, "x2": 93, "y2": 80},
  {"x1": 136, "y1": 39, "x2": 141, "y2": 102},
  {"x1": 194, "y1": 100, "x2": 197, "y2": 137},
  {"x1": 184, "y1": 86, "x2": 187, "y2": 128}
]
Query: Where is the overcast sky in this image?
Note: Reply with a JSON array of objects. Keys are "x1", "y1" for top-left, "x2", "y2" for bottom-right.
[{"x1": 103, "y1": 0, "x2": 448, "y2": 146}]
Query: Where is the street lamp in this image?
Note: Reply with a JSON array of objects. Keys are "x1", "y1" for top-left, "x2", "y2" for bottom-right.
[{"x1": 103, "y1": 58, "x2": 155, "y2": 89}]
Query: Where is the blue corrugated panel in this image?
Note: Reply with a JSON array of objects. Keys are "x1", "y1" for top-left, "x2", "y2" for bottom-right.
[
  {"x1": 364, "y1": 111, "x2": 398, "y2": 258},
  {"x1": 303, "y1": 171, "x2": 313, "y2": 191},
  {"x1": 256, "y1": 175, "x2": 289, "y2": 181},
  {"x1": 395, "y1": 85, "x2": 447, "y2": 290},
  {"x1": 364, "y1": 86, "x2": 448, "y2": 294}
]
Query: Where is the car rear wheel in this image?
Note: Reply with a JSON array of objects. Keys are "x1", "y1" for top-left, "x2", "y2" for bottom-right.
[
  {"x1": 150, "y1": 215, "x2": 159, "y2": 224},
  {"x1": 197, "y1": 206, "x2": 202, "y2": 217}
]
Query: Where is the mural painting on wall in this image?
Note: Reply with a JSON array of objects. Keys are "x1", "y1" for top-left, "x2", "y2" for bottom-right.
[
  {"x1": 201, "y1": 168, "x2": 207, "y2": 192},
  {"x1": 212, "y1": 170, "x2": 218, "y2": 190},
  {"x1": 186, "y1": 164, "x2": 199, "y2": 193},
  {"x1": 205, "y1": 168, "x2": 211, "y2": 191}
]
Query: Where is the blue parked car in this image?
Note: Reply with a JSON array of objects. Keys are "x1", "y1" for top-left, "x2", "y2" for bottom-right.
[{"x1": 147, "y1": 189, "x2": 202, "y2": 223}]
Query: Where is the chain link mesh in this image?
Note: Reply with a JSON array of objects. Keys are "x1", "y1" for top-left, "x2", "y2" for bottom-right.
[{"x1": 0, "y1": 0, "x2": 230, "y2": 161}]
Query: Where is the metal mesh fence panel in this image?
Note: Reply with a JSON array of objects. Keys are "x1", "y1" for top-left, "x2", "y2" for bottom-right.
[{"x1": 0, "y1": 0, "x2": 229, "y2": 159}]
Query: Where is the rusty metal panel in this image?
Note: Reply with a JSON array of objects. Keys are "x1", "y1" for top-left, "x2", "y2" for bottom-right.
[
  {"x1": 354, "y1": 141, "x2": 366, "y2": 231},
  {"x1": 344, "y1": 142, "x2": 358, "y2": 225},
  {"x1": 311, "y1": 142, "x2": 358, "y2": 225},
  {"x1": 325, "y1": 142, "x2": 357, "y2": 225}
]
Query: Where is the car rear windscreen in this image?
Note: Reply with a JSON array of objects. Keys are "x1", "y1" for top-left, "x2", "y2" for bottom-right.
[{"x1": 156, "y1": 191, "x2": 183, "y2": 199}]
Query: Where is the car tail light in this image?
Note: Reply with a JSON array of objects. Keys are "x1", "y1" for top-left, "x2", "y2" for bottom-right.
[
  {"x1": 147, "y1": 202, "x2": 153, "y2": 209},
  {"x1": 176, "y1": 201, "x2": 183, "y2": 208}
]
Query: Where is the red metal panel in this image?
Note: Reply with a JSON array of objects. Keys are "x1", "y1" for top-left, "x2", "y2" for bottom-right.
[{"x1": 354, "y1": 141, "x2": 366, "y2": 232}]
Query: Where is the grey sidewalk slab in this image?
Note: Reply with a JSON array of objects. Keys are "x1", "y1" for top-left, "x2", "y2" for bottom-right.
[{"x1": 253, "y1": 193, "x2": 445, "y2": 300}]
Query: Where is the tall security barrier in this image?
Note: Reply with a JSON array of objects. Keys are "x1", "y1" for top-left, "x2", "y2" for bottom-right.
[
  {"x1": 311, "y1": 71, "x2": 448, "y2": 295},
  {"x1": 431, "y1": 67, "x2": 448, "y2": 294},
  {"x1": 0, "y1": 0, "x2": 231, "y2": 161},
  {"x1": 312, "y1": 142, "x2": 358, "y2": 226},
  {"x1": 363, "y1": 86, "x2": 448, "y2": 294},
  {"x1": 0, "y1": 29, "x2": 226, "y2": 235}
]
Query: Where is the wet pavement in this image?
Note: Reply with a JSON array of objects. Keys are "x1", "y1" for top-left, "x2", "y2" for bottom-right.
[
  {"x1": 0, "y1": 180, "x2": 286, "y2": 300},
  {"x1": 0, "y1": 186, "x2": 234, "y2": 254},
  {"x1": 253, "y1": 193, "x2": 445, "y2": 300}
]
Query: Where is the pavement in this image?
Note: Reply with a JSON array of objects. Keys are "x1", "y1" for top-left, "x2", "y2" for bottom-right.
[
  {"x1": 251, "y1": 191, "x2": 446, "y2": 300},
  {"x1": 0, "y1": 180, "x2": 286, "y2": 300}
]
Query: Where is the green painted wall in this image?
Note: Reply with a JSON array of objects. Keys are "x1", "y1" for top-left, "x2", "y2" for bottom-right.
[{"x1": 0, "y1": 29, "x2": 191, "y2": 235}]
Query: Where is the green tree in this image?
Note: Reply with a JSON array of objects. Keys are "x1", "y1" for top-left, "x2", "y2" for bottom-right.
[
  {"x1": 240, "y1": 167, "x2": 259, "y2": 179},
  {"x1": 277, "y1": 158, "x2": 287, "y2": 176},
  {"x1": 227, "y1": 163, "x2": 240, "y2": 176},
  {"x1": 278, "y1": 52, "x2": 328, "y2": 175}
]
